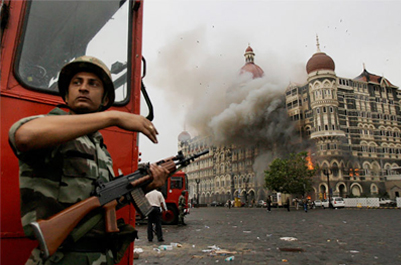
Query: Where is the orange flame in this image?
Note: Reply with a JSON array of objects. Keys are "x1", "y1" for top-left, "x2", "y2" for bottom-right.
[{"x1": 306, "y1": 153, "x2": 314, "y2": 170}]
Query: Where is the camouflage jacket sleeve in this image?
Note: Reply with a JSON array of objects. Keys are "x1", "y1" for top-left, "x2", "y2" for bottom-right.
[{"x1": 8, "y1": 108, "x2": 114, "y2": 238}]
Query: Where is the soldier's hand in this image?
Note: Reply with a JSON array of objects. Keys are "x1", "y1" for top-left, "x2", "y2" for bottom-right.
[
  {"x1": 145, "y1": 163, "x2": 169, "y2": 192},
  {"x1": 109, "y1": 111, "x2": 159, "y2": 143}
]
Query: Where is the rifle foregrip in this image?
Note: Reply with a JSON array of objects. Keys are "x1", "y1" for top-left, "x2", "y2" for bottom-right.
[{"x1": 103, "y1": 200, "x2": 119, "y2": 233}]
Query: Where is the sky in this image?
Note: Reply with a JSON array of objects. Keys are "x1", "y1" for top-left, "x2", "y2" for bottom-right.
[{"x1": 138, "y1": 0, "x2": 401, "y2": 163}]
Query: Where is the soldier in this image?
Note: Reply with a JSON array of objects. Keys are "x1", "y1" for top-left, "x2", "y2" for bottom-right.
[
  {"x1": 8, "y1": 56, "x2": 169, "y2": 265},
  {"x1": 178, "y1": 190, "x2": 187, "y2": 226}
]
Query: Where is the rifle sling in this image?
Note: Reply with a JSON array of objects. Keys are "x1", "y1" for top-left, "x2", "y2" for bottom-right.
[{"x1": 69, "y1": 212, "x2": 103, "y2": 243}]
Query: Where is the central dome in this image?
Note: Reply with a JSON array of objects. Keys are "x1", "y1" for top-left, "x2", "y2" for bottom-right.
[
  {"x1": 240, "y1": 63, "x2": 264, "y2": 78},
  {"x1": 240, "y1": 45, "x2": 264, "y2": 79},
  {"x1": 306, "y1": 51, "x2": 335, "y2": 74}
]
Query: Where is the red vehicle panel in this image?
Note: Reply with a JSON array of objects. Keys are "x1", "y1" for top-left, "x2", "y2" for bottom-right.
[{"x1": 1, "y1": 1, "x2": 145, "y2": 264}]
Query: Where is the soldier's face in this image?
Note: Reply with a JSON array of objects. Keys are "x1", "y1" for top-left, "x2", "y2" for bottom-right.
[{"x1": 65, "y1": 72, "x2": 108, "y2": 114}]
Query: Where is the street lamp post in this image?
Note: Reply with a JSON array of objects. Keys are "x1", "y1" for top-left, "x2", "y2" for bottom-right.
[
  {"x1": 244, "y1": 177, "x2": 249, "y2": 206},
  {"x1": 195, "y1": 178, "x2": 200, "y2": 208},
  {"x1": 231, "y1": 173, "x2": 234, "y2": 200},
  {"x1": 322, "y1": 169, "x2": 332, "y2": 208}
]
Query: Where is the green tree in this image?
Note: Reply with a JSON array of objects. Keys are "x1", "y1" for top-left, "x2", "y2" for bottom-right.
[{"x1": 264, "y1": 151, "x2": 316, "y2": 195}]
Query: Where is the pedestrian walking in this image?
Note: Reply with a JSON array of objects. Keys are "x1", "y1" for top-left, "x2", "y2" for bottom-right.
[
  {"x1": 227, "y1": 199, "x2": 231, "y2": 209},
  {"x1": 266, "y1": 196, "x2": 272, "y2": 212},
  {"x1": 286, "y1": 198, "x2": 290, "y2": 212},
  {"x1": 145, "y1": 188, "x2": 167, "y2": 242},
  {"x1": 303, "y1": 198, "x2": 308, "y2": 213}
]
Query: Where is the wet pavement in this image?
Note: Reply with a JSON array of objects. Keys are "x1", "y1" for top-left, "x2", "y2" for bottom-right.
[{"x1": 133, "y1": 206, "x2": 401, "y2": 265}]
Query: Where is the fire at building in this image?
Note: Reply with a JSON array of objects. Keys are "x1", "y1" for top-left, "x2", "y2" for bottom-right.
[{"x1": 178, "y1": 41, "x2": 401, "y2": 205}]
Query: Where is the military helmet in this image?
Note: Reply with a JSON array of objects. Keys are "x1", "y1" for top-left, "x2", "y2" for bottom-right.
[
  {"x1": 181, "y1": 190, "x2": 186, "y2": 195},
  {"x1": 58, "y1": 56, "x2": 115, "y2": 110}
]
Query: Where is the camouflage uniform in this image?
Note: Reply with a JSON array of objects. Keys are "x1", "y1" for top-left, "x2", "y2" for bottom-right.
[
  {"x1": 178, "y1": 193, "x2": 186, "y2": 225},
  {"x1": 9, "y1": 108, "x2": 117, "y2": 265}
]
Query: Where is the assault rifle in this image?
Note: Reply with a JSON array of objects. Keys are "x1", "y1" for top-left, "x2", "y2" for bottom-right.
[{"x1": 30, "y1": 149, "x2": 209, "y2": 259}]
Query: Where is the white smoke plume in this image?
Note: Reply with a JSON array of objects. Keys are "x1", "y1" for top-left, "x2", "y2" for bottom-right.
[{"x1": 147, "y1": 26, "x2": 310, "y2": 181}]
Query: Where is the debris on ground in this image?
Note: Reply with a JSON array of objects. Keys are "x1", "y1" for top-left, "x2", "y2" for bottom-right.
[{"x1": 280, "y1": 237, "x2": 298, "y2": 241}]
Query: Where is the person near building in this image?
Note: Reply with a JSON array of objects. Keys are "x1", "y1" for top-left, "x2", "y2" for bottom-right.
[
  {"x1": 227, "y1": 199, "x2": 232, "y2": 209},
  {"x1": 295, "y1": 197, "x2": 300, "y2": 210},
  {"x1": 266, "y1": 196, "x2": 272, "y2": 212},
  {"x1": 303, "y1": 198, "x2": 308, "y2": 213},
  {"x1": 145, "y1": 188, "x2": 167, "y2": 242},
  {"x1": 8, "y1": 56, "x2": 169, "y2": 265},
  {"x1": 178, "y1": 190, "x2": 187, "y2": 225},
  {"x1": 285, "y1": 198, "x2": 290, "y2": 212}
]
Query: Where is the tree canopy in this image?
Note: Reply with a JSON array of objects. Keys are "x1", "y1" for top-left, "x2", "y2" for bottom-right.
[{"x1": 264, "y1": 151, "x2": 316, "y2": 195}]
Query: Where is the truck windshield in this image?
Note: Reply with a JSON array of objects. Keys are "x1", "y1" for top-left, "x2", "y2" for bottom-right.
[{"x1": 15, "y1": 0, "x2": 130, "y2": 103}]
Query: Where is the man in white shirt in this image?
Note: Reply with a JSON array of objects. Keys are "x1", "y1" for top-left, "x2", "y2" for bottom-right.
[{"x1": 145, "y1": 188, "x2": 167, "y2": 242}]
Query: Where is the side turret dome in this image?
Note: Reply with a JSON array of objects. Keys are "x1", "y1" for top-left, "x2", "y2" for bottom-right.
[
  {"x1": 306, "y1": 36, "x2": 335, "y2": 74},
  {"x1": 306, "y1": 51, "x2": 335, "y2": 74},
  {"x1": 178, "y1": 131, "x2": 191, "y2": 142}
]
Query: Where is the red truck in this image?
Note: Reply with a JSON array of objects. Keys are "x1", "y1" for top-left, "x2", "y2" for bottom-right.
[{"x1": 160, "y1": 171, "x2": 189, "y2": 225}]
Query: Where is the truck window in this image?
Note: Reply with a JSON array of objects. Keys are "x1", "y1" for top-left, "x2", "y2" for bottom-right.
[
  {"x1": 170, "y1": 177, "x2": 183, "y2": 189},
  {"x1": 15, "y1": 0, "x2": 130, "y2": 103}
]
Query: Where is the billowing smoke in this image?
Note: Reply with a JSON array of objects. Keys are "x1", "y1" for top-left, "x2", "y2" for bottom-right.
[
  {"x1": 208, "y1": 74, "x2": 311, "y2": 184},
  {"x1": 147, "y1": 26, "x2": 309, "y2": 183}
]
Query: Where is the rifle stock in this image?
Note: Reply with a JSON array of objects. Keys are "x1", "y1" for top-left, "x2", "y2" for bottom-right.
[
  {"x1": 31, "y1": 196, "x2": 102, "y2": 259},
  {"x1": 30, "y1": 150, "x2": 209, "y2": 259}
]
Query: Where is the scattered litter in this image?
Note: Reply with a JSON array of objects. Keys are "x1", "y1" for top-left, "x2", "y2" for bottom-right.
[
  {"x1": 350, "y1": 250, "x2": 359, "y2": 253},
  {"x1": 134, "y1": 248, "x2": 143, "y2": 254},
  {"x1": 158, "y1": 245, "x2": 173, "y2": 251},
  {"x1": 225, "y1": 256, "x2": 235, "y2": 261},
  {"x1": 153, "y1": 248, "x2": 161, "y2": 253},
  {"x1": 336, "y1": 240, "x2": 347, "y2": 245},
  {"x1": 170, "y1": 243, "x2": 178, "y2": 248},
  {"x1": 232, "y1": 226, "x2": 237, "y2": 228},
  {"x1": 279, "y1": 248, "x2": 304, "y2": 252},
  {"x1": 177, "y1": 243, "x2": 182, "y2": 248},
  {"x1": 192, "y1": 255, "x2": 203, "y2": 259},
  {"x1": 243, "y1": 231, "x2": 251, "y2": 233},
  {"x1": 257, "y1": 237, "x2": 260, "y2": 240},
  {"x1": 327, "y1": 239, "x2": 331, "y2": 242},
  {"x1": 196, "y1": 229, "x2": 201, "y2": 232},
  {"x1": 192, "y1": 245, "x2": 196, "y2": 248},
  {"x1": 208, "y1": 245, "x2": 221, "y2": 250},
  {"x1": 343, "y1": 221, "x2": 347, "y2": 223},
  {"x1": 266, "y1": 234, "x2": 272, "y2": 237},
  {"x1": 280, "y1": 237, "x2": 298, "y2": 241},
  {"x1": 205, "y1": 226, "x2": 210, "y2": 228},
  {"x1": 282, "y1": 259, "x2": 288, "y2": 262},
  {"x1": 216, "y1": 250, "x2": 237, "y2": 255}
]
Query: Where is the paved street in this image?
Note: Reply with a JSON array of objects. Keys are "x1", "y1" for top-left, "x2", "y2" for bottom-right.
[{"x1": 133, "y1": 207, "x2": 401, "y2": 265}]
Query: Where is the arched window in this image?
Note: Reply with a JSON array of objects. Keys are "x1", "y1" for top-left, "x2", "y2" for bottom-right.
[{"x1": 332, "y1": 162, "x2": 339, "y2": 177}]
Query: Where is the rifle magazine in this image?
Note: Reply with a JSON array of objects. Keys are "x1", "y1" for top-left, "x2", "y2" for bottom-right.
[{"x1": 130, "y1": 188, "x2": 152, "y2": 217}]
